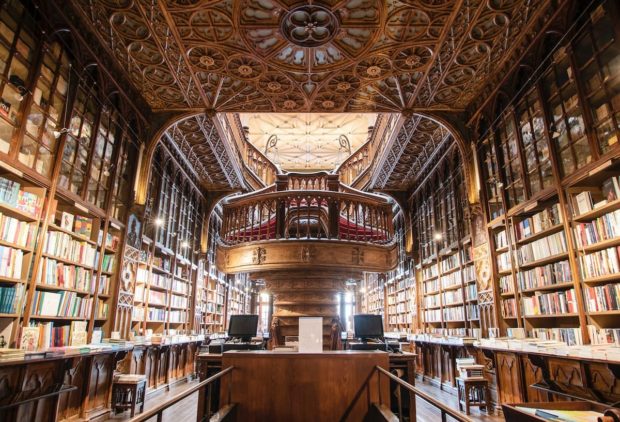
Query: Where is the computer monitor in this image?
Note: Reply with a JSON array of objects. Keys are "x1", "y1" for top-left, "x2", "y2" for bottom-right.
[
  {"x1": 227, "y1": 314, "x2": 259, "y2": 342},
  {"x1": 353, "y1": 314, "x2": 384, "y2": 341}
]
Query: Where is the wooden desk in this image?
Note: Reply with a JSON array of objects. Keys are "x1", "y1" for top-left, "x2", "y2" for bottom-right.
[
  {"x1": 220, "y1": 351, "x2": 390, "y2": 422},
  {"x1": 196, "y1": 350, "x2": 416, "y2": 419}
]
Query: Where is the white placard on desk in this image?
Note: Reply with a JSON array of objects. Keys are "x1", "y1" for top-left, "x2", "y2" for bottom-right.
[{"x1": 299, "y1": 317, "x2": 323, "y2": 353}]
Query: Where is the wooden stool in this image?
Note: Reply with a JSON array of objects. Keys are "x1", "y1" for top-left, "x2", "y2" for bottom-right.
[
  {"x1": 457, "y1": 377, "x2": 490, "y2": 415},
  {"x1": 112, "y1": 374, "x2": 147, "y2": 417}
]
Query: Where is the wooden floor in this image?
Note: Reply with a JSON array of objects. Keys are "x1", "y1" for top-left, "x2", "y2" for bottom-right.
[{"x1": 105, "y1": 378, "x2": 504, "y2": 422}]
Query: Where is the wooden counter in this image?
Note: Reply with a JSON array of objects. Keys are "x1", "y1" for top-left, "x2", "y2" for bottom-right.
[
  {"x1": 220, "y1": 351, "x2": 391, "y2": 422},
  {"x1": 0, "y1": 339, "x2": 202, "y2": 422},
  {"x1": 478, "y1": 346, "x2": 620, "y2": 407}
]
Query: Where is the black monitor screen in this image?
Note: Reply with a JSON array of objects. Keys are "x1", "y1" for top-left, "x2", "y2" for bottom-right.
[
  {"x1": 228, "y1": 315, "x2": 259, "y2": 339},
  {"x1": 354, "y1": 314, "x2": 384, "y2": 340}
]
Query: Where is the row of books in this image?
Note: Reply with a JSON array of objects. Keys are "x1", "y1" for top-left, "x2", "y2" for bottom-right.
[
  {"x1": 441, "y1": 253, "x2": 459, "y2": 272},
  {"x1": 463, "y1": 265, "x2": 475, "y2": 282},
  {"x1": 515, "y1": 203, "x2": 563, "y2": 241},
  {"x1": 443, "y1": 305, "x2": 465, "y2": 321},
  {"x1": 101, "y1": 254, "x2": 114, "y2": 272},
  {"x1": 518, "y1": 231, "x2": 567, "y2": 264},
  {"x1": 0, "y1": 176, "x2": 44, "y2": 217},
  {"x1": 465, "y1": 284, "x2": 477, "y2": 301},
  {"x1": 517, "y1": 260, "x2": 572, "y2": 291},
  {"x1": 424, "y1": 294, "x2": 440, "y2": 308},
  {"x1": 0, "y1": 212, "x2": 37, "y2": 248},
  {"x1": 55, "y1": 211, "x2": 93, "y2": 238},
  {"x1": 422, "y1": 265, "x2": 438, "y2": 279},
  {"x1": 95, "y1": 299, "x2": 108, "y2": 319},
  {"x1": 588, "y1": 325, "x2": 620, "y2": 345},
  {"x1": 31, "y1": 290, "x2": 93, "y2": 318},
  {"x1": 388, "y1": 314, "x2": 412, "y2": 325},
  {"x1": 495, "y1": 230, "x2": 508, "y2": 249},
  {"x1": 150, "y1": 272, "x2": 171, "y2": 289},
  {"x1": 443, "y1": 290, "x2": 463, "y2": 306},
  {"x1": 0, "y1": 245, "x2": 23, "y2": 279},
  {"x1": 579, "y1": 246, "x2": 620, "y2": 279},
  {"x1": 20, "y1": 321, "x2": 99, "y2": 350},
  {"x1": 171, "y1": 279, "x2": 189, "y2": 295},
  {"x1": 0, "y1": 284, "x2": 22, "y2": 313},
  {"x1": 37, "y1": 257, "x2": 94, "y2": 292},
  {"x1": 497, "y1": 251, "x2": 511, "y2": 271},
  {"x1": 573, "y1": 209, "x2": 620, "y2": 247},
  {"x1": 499, "y1": 275, "x2": 514, "y2": 294},
  {"x1": 521, "y1": 288, "x2": 578, "y2": 316},
  {"x1": 572, "y1": 175, "x2": 620, "y2": 215},
  {"x1": 43, "y1": 231, "x2": 97, "y2": 267},
  {"x1": 467, "y1": 303, "x2": 479, "y2": 320},
  {"x1": 424, "y1": 278, "x2": 440, "y2": 293},
  {"x1": 441, "y1": 271, "x2": 462, "y2": 289},
  {"x1": 584, "y1": 283, "x2": 620, "y2": 312},
  {"x1": 530, "y1": 327, "x2": 583, "y2": 346},
  {"x1": 170, "y1": 294, "x2": 188, "y2": 308},
  {"x1": 425, "y1": 309, "x2": 441, "y2": 322},
  {"x1": 98, "y1": 275, "x2": 110, "y2": 295},
  {"x1": 169, "y1": 310, "x2": 187, "y2": 323},
  {"x1": 501, "y1": 298, "x2": 517, "y2": 318}
]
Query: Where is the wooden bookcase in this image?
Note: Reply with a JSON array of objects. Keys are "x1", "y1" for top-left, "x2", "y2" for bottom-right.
[
  {"x1": 411, "y1": 146, "x2": 479, "y2": 338},
  {"x1": 475, "y1": 0, "x2": 620, "y2": 345}
]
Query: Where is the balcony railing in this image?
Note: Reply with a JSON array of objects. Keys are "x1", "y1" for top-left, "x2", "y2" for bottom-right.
[
  {"x1": 245, "y1": 141, "x2": 278, "y2": 186},
  {"x1": 220, "y1": 189, "x2": 393, "y2": 245}
]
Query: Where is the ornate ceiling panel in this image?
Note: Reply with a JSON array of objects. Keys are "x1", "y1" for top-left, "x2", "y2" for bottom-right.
[
  {"x1": 240, "y1": 113, "x2": 377, "y2": 171},
  {"x1": 70, "y1": 0, "x2": 555, "y2": 113},
  {"x1": 164, "y1": 115, "x2": 243, "y2": 189}
]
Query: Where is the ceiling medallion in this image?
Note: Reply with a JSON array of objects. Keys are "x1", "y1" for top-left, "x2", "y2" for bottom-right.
[
  {"x1": 283, "y1": 100, "x2": 297, "y2": 110},
  {"x1": 280, "y1": 5, "x2": 339, "y2": 47},
  {"x1": 238, "y1": 65, "x2": 253, "y2": 77},
  {"x1": 336, "y1": 82, "x2": 351, "y2": 91},
  {"x1": 267, "y1": 81, "x2": 281, "y2": 91},
  {"x1": 199, "y1": 56, "x2": 215, "y2": 67},
  {"x1": 366, "y1": 65, "x2": 382, "y2": 77},
  {"x1": 322, "y1": 100, "x2": 335, "y2": 109}
]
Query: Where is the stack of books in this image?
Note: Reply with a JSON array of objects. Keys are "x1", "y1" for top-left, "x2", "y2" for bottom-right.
[{"x1": 0, "y1": 348, "x2": 25, "y2": 361}]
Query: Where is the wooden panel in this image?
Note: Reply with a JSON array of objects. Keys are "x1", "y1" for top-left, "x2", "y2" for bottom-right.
[
  {"x1": 145, "y1": 346, "x2": 158, "y2": 389},
  {"x1": 57, "y1": 357, "x2": 87, "y2": 421},
  {"x1": 521, "y1": 355, "x2": 549, "y2": 403},
  {"x1": 496, "y1": 352, "x2": 524, "y2": 405},
  {"x1": 16, "y1": 361, "x2": 59, "y2": 422},
  {"x1": 220, "y1": 351, "x2": 390, "y2": 422},
  {"x1": 86, "y1": 354, "x2": 114, "y2": 415}
]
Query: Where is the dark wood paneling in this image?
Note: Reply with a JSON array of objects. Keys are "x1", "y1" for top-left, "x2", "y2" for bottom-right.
[{"x1": 220, "y1": 352, "x2": 390, "y2": 422}]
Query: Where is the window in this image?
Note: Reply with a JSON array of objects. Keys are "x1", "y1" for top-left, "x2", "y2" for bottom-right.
[
  {"x1": 86, "y1": 107, "x2": 119, "y2": 208},
  {"x1": 541, "y1": 49, "x2": 591, "y2": 176},
  {"x1": 515, "y1": 88, "x2": 554, "y2": 196},
  {"x1": 58, "y1": 76, "x2": 97, "y2": 195},
  {"x1": 497, "y1": 113, "x2": 525, "y2": 208},
  {"x1": 0, "y1": 1, "x2": 37, "y2": 155},
  {"x1": 573, "y1": 4, "x2": 620, "y2": 155},
  {"x1": 111, "y1": 136, "x2": 138, "y2": 221},
  {"x1": 479, "y1": 132, "x2": 504, "y2": 220}
]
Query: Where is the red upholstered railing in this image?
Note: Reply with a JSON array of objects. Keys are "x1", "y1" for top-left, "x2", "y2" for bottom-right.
[{"x1": 220, "y1": 173, "x2": 394, "y2": 245}]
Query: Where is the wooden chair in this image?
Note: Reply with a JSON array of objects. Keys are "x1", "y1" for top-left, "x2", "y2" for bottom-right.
[
  {"x1": 457, "y1": 376, "x2": 490, "y2": 415},
  {"x1": 111, "y1": 374, "x2": 147, "y2": 417}
]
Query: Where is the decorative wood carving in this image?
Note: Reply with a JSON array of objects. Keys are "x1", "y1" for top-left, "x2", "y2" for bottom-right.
[{"x1": 495, "y1": 352, "x2": 524, "y2": 405}]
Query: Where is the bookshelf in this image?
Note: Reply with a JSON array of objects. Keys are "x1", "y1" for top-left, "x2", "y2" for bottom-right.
[
  {"x1": 474, "y1": 0, "x2": 620, "y2": 346},
  {"x1": 360, "y1": 273, "x2": 385, "y2": 317},
  {"x1": 0, "y1": 172, "x2": 45, "y2": 344},
  {"x1": 411, "y1": 147, "x2": 479, "y2": 338}
]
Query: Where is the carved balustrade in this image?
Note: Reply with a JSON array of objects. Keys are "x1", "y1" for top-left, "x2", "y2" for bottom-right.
[
  {"x1": 336, "y1": 142, "x2": 372, "y2": 187},
  {"x1": 245, "y1": 141, "x2": 278, "y2": 186},
  {"x1": 220, "y1": 189, "x2": 393, "y2": 246}
]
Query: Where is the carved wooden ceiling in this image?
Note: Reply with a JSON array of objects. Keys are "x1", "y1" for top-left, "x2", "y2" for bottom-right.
[{"x1": 69, "y1": 0, "x2": 557, "y2": 190}]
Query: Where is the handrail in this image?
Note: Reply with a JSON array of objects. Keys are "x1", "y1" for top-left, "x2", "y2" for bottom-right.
[
  {"x1": 223, "y1": 189, "x2": 391, "y2": 207},
  {"x1": 0, "y1": 384, "x2": 77, "y2": 410},
  {"x1": 219, "y1": 190, "x2": 394, "y2": 245},
  {"x1": 244, "y1": 139, "x2": 279, "y2": 186},
  {"x1": 375, "y1": 366, "x2": 473, "y2": 422},
  {"x1": 128, "y1": 366, "x2": 234, "y2": 422}
]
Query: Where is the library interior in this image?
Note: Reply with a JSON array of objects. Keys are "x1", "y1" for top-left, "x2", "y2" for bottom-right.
[{"x1": 0, "y1": 0, "x2": 619, "y2": 421}]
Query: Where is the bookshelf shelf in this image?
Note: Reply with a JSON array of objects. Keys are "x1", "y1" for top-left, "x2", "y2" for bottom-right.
[
  {"x1": 41, "y1": 253, "x2": 95, "y2": 270},
  {"x1": 579, "y1": 236, "x2": 620, "y2": 253},
  {"x1": 47, "y1": 224, "x2": 96, "y2": 245},
  {"x1": 0, "y1": 202, "x2": 38, "y2": 222},
  {"x1": 35, "y1": 284, "x2": 92, "y2": 296},
  {"x1": 572, "y1": 198, "x2": 620, "y2": 222},
  {"x1": 518, "y1": 252, "x2": 569, "y2": 270},
  {"x1": 582, "y1": 274, "x2": 620, "y2": 285},
  {"x1": 30, "y1": 315, "x2": 89, "y2": 321},
  {"x1": 519, "y1": 281, "x2": 575, "y2": 294},
  {"x1": 523, "y1": 314, "x2": 580, "y2": 319},
  {"x1": 516, "y1": 223, "x2": 564, "y2": 245},
  {"x1": 0, "y1": 238, "x2": 34, "y2": 252}
]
